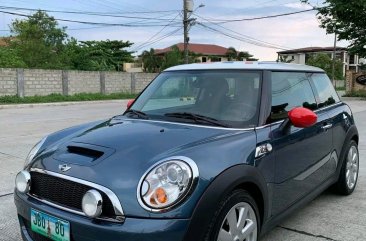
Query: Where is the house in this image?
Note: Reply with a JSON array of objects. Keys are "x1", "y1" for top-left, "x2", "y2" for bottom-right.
[
  {"x1": 154, "y1": 43, "x2": 230, "y2": 63},
  {"x1": 122, "y1": 62, "x2": 143, "y2": 72},
  {"x1": 277, "y1": 47, "x2": 366, "y2": 76}
]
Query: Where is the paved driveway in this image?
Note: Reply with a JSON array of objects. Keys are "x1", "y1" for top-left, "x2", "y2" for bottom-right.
[{"x1": 0, "y1": 100, "x2": 365, "y2": 241}]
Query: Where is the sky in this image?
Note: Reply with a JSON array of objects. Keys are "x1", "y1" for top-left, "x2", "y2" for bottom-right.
[{"x1": 0, "y1": 0, "x2": 349, "y2": 60}]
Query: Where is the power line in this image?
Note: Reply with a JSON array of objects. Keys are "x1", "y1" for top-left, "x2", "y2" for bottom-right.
[
  {"x1": 197, "y1": 22, "x2": 290, "y2": 50},
  {"x1": 0, "y1": 10, "x2": 182, "y2": 27},
  {"x1": 132, "y1": 13, "x2": 181, "y2": 52},
  {"x1": 194, "y1": 13, "x2": 291, "y2": 50},
  {"x1": 0, "y1": 6, "x2": 180, "y2": 17},
  {"x1": 199, "y1": 8, "x2": 316, "y2": 24},
  {"x1": 132, "y1": 27, "x2": 183, "y2": 53},
  {"x1": 0, "y1": 6, "x2": 181, "y2": 20}
]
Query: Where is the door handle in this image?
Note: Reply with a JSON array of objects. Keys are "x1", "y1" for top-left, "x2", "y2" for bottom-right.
[{"x1": 321, "y1": 124, "x2": 333, "y2": 130}]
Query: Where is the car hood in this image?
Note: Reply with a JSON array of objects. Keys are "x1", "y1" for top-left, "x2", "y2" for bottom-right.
[
  {"x1": 52, "y1": 118, "x2": 234, "y2": 164},
  {"x1": 31, "y1": 117, "x2": 256, "y2": 218}
]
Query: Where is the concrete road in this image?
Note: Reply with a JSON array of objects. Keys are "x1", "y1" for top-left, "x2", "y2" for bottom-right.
[{"x1": 0, "y1": 100, "x2": 365, "y2": 241}]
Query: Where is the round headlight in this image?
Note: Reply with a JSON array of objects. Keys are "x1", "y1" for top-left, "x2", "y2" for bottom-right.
[
  {"x1": 137, "y1": 157, "x2": 199, "y2": 211},
  {"x1": 15, "y1": 171, "x2": 31, "y2": 193},
  {"x1": 82, "y1": 190, "x2": 103, "y2": 218}
]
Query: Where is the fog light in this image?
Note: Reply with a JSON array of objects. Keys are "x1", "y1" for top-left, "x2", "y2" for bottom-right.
[
  {"x1": 82, "y1": 190, "x2": 103, "y2": 218},
  {"x1": 15, "y1": 171, "x2": 31, "y2": 193}
]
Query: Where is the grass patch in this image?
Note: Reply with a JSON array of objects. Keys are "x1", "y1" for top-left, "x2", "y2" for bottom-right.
[
  {"x1": 0, "y1": 92, "x2": 137, "y2": 104},
  {"x1": 335, "y1": 86, "x2": 346, "y2": 91},
  {"x1": 342, "y1": 91, "x2": 366, "y2": 98}
]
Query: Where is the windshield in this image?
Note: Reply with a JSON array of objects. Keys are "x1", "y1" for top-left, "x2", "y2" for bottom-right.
[{"x1": 128, "y1": 70, "x2": 262, "y2": 128}]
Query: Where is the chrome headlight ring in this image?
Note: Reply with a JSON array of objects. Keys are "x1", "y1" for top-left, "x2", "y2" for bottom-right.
[{"x1": 137, "y1": 156, "x2": 199, "y2": 212}]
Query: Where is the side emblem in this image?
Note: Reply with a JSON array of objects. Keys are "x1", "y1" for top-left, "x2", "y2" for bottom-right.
[{"x1": 59, "y1": 164, "x2": 71, "y2": 172}]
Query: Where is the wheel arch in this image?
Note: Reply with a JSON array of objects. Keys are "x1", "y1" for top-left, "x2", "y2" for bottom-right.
[
  {"x1": 235, "y1": 182, "x2": 265, "y2": 227},
  {"x1": 337, "y1": 125, "x2": 359, "y2": 174},
  {"x1": 183, "y1": 164, "x2": 269, "y2": 241}
]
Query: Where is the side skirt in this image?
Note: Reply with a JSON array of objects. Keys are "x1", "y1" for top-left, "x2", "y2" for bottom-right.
[{"x1": 260, "y1": 174, "x2": 337, "y2": 237}]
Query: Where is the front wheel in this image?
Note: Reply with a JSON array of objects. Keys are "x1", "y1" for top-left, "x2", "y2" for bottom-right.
[
  {"x1": 205, "y1": 190, "x2": 259, "y2": 241},
  {"x1": 334, "y1": 140, "x2": 359, "y2": 195}
]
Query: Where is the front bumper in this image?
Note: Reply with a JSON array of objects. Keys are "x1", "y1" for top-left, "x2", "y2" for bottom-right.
[{"x1": 15, "y1": 191, "x2": 189, "y2": 241}]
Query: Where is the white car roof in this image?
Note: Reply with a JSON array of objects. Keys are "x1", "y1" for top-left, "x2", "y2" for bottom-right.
[{"x1": 164, "y1": 61, "x2": 325, "y2": 72}]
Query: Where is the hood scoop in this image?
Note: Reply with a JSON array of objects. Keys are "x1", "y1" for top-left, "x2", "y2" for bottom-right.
[
  {"x1": 67, "y1": 145, "x2": 104, "y2": 159},
  {"x1": 53, "y1": 142, "x2": 115, "y2": 166}
]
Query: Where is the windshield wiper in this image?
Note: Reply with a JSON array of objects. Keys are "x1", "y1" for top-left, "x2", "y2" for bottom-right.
[
  {"x1": 124, "y1": 109, "x2": 149, "y2": 119},
  {"x1": 164, "y1": 112, "x2": 229, "y2": 127}
]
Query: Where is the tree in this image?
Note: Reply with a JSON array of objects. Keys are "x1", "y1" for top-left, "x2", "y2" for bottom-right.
[
  {"x1": 161, "y1": 45, "x2": 183, "y2": 69},
  {"x1": 306, "y1": 53, "x2": 343, "y2": 79},
  {"x1": 0, "y1": 47, "x2": 26, "y2": 68},
  {"x1": 225, "y1": 47, "x2": 258, "y2": 61},
  {"x1": 9, "y1": 10, "x2": 68, "y2": 69},
  {"x1": 76, "y1": 40, "x2": 133, "y2": 71},
  {"x1": 237, "y1": 51, "x2": 258, "y2": 61},
  {"x1": 226, "y1": 47, "x2": 237, "y2": 60},
  {"x1": 302, "y1": 0, "x2": 366, "y2": 57},
  {"x1": 142, "y1": 48, "x2": 162, "y2": 73},
  {"x1": 277, "y1": 55, "x2": 294, "y2": 63}
]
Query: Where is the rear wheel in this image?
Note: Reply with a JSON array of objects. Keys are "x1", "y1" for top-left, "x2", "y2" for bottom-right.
[
  {"x1": 205, "y1": 190, "x2": 259, "y2": 241},
  {"x1": 334, "y1": 140, "x2": 359, "y2": 195}
]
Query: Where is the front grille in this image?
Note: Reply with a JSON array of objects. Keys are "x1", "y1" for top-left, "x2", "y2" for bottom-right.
[
  {"x1": 23, "y1": 218, "x2": 75, "y2": 241},
  {"x1": 29, "y1": 172, "x2": 116, "y2": 219}
]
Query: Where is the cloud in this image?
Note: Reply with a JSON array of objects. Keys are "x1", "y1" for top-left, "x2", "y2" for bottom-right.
[
  {"x1": 0, "y1": 0, "x2": 350, "y2": 62},
  {"x1": 284, "y1": 2, "x2": 313, "y2": 10}
]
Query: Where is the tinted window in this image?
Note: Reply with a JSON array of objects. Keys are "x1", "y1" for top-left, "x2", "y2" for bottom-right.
[
  {"x1": 309, "y1": 73, "x2": 340, "y2": 108},
  {"x1": 131, "y1": 71, "x2": 261, "y2": 128},
  {"x1": 270, "y1": 72, "x2": 317, "y2": 122}
]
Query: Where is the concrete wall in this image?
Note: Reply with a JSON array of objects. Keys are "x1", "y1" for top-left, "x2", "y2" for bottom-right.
[
  {"x1": 0, "y1": 68, "x2": 158, "y2": 97},
  {"x1": 23, "y1": 69, "x2": 63, "y2": 96},
  {"x1": 0, "y1": 68, "x2": 17, "y2": 96},
  {"x1": 134, "y1": 73, "x2": 157, "y2": 93},
  {"x1": 68, "y1": 71, "x2": 100, "y2": 95}
]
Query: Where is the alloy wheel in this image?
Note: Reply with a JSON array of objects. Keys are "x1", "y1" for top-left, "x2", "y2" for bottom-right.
[
  {"x1": 217, "y1": 202, "x2": 257, "y2": 241},
  {"x1": 346, "y1": 145, "x2": 359, "y2": 190}
]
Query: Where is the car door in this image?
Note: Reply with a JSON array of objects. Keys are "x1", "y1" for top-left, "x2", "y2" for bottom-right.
[
  {"x1": 268, "y1": 71, "x2": 335, "y2": 216},
  {"x1": 308, "y1": 73, "x2": 347, "y2": 165}
]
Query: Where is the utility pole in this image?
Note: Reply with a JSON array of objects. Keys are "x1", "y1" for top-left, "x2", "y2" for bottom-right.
[
  {"x1": 332, "y1": 32, "x2": 337, "y2": 88},
  {"x1": 183, "y1": 1, "x2": 204, "y2": 64},
  {"x1": 183, "y1": 0, "x2": 190, "y2": 64}
]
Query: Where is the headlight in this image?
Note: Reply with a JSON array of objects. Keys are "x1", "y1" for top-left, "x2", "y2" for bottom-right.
[
  {"x1": 15, "y1": 170, "x2": 31, "y2": 193},
  {"x1": 137, "y1": 157, "x2": 199, "y2": 212},
  {"x1": 24, "y1": 137, "x2": 47, "y2": 167}
]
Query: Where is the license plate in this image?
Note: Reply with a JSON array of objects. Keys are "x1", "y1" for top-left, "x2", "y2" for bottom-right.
[{"x1": 31, "y1": 209, "x2": 70, "y2": 241}]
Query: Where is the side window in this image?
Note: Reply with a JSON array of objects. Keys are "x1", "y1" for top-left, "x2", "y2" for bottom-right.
[
  {"x1": 270, "y1": 72, "x2": 317, "y2": 122},
  {"x1": 309, "y1": 73, "x2": 340, "y2": 108}
]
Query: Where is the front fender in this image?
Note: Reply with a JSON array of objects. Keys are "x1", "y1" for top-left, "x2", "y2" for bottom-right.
[{"x1": 183, "y1": 164, "x2": 269, "y2": 241}]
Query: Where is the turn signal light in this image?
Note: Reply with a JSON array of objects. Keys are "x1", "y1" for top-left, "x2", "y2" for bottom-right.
[{"x1": 152, "y1": 187, "x2": 168, "y2": 204}]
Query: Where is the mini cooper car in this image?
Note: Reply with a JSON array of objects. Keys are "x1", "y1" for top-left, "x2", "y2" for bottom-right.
[{"x1": 15, "y1": 62, "x2": 359, "y2": 241}]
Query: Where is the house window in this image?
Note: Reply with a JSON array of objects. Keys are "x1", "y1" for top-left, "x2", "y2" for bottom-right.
[
  {"x1": 349, "y1": 54, "x2": 355, "y2": 64},
  {"x1": 202, "y1": 57, "x2": 207, "y2": 63}
]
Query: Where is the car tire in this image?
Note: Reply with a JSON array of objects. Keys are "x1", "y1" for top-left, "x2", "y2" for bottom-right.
[
  {"x1": 204, "y1": 190, "x2": 260, "y2": 241},
  {"x1": 334, "y1": 140, "x2": 359, "y2": 195}
]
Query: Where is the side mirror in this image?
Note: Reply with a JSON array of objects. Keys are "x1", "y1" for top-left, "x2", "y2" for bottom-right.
[
  {"x1": 126, "y1": 99, "x2": 135, "y2": 109},
  {"x1": 288, "y1": 107, "x2": 317, "y2": 128}
]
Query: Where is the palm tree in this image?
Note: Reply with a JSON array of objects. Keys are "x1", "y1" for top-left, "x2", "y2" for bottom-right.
[
  {"x1": 142, "y1": 48, "x2": 161, "y2": 73},
  {"x1": 238, "y1": 51, "x2": 258, "y2": 61},
  {"x1": 226, "y1": 47, "x2": 237, "y2": 61}
]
